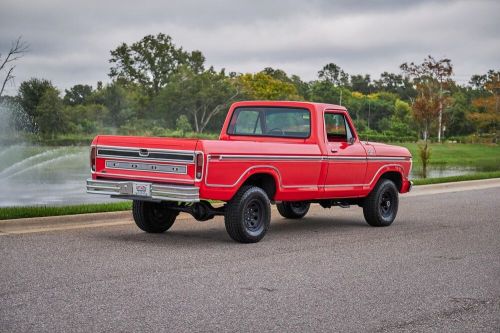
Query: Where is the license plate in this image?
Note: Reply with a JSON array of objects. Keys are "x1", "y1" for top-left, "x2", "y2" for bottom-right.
[{"x1": 132, "y1": 182, "x2": 151, "y2": 197}]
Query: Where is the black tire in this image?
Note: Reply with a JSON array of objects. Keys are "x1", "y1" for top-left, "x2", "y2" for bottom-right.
[
  {"x1": 363, "y1": 179, "x2": 399, "y2": 227},
  {"x1": 277, "y1": 201, "x2": 310, "y2": 219},
  {"x1": 224, "y1": 186, "x2": 271, "y2": 243},
  {"x1": 132, "y1": 200, "x2": 179, "y2": 233}
]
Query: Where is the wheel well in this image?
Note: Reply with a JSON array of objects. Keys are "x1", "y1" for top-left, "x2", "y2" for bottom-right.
[
  {"x1": 379, "y1": 171, "x2": 403, "y2": 191},
  {"x1": 241, "y1": 173, "x2": 277, "y2": 200}
]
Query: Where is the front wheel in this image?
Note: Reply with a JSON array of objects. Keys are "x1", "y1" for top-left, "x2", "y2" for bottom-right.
[
  {"x1": 363, "y1": 179, "x2": 399, "y2": 227},
  {"x1": 224, "y1": 186, "x2": 271, "y2": 243},
  {"x1": 277, "y1": 201, "x2": 310, "y2": 219},
  {"x1": 132, "y1": 200, "x2": 179, "y2": 233}
]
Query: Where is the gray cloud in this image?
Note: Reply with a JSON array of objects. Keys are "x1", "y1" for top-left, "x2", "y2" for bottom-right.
[{"x1": 0, "y1": 0, "x2": 498, "y2": 95}]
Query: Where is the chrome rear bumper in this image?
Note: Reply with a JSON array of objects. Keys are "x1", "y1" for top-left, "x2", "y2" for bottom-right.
[{"x1": 86, "y1": 179, "x2": 199, "y2": 203}]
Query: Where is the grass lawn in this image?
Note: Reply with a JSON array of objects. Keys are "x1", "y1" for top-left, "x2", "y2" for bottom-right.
[
  {"x1": 399, "y1": 143, "x2": 500, "y2": 170},
  {"x1": 0, "y1": 202, "x2": 132, "y2": 220},
  {"x1": 412, "y1": 171, "x2": 500, "y2": 185}
]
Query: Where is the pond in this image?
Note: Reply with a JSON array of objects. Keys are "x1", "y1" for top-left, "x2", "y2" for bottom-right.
[
  {"x1": 0, "y1": 145, "x2": 119, "y2": 207},
  {"x1": 0, "y1": 145, "x2": 486, "y2": 207}
]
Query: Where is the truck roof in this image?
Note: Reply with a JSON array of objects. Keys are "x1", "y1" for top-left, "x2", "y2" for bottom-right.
[{"x1": 231, "y1": 100, "x2": 347, "y2": 112}]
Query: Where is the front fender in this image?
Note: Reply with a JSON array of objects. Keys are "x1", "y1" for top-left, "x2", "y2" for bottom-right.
[{"x1": 365, "y1": 164, "x2": 405, "y2": 192}]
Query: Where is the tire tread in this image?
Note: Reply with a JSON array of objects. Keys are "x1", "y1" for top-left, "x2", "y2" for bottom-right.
[
  {"x1": 132, "y1": 200, "x2": 178, "y2": 233},
  {"x1": 363, "y1": 179, "x2": 399, "y2": 227},
  {"x1": 225, "y1": 186, "x2": 270, "y2": 243}
]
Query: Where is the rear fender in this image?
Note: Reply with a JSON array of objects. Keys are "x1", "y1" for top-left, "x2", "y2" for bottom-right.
[{"x1": 233, "y1": 166, "x2": 281, "y2": 200}]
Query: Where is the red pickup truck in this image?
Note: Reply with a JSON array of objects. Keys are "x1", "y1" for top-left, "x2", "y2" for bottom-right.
[{"x1": 87, "y1": 101, "x2": 412, "y2": 243}]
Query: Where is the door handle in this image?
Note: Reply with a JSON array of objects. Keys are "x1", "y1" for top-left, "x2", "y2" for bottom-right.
[{"x1": 331, "y1": 148, "x2": 338, "y2": 153}]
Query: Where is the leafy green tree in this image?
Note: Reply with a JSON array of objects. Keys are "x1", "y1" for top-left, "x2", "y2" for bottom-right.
[
  {"x1": 236, "y1": 72, "x2": 301, "y2": 101},
  {"x1": 17, "y1": 78, "x2": 55, "y2": 132},
  {"x1": 259, "y1": 68, "x2": 309, "y2": 100},
  {"x1": 349, "y1": 74, "x2": 372, "y2": 94},
  {"x1": 36, "y1": 88, "x2": 67, "y2": 138},
  {"x1": 64, "y1": 104, "x2": 109, "y2": 134},
  {"x1": 469, "y1": 70, "x2": 500, "y2": 136},
  {"x1": 310, "y1": 79, "x2": 350, "y2": 106},
  {"x1": 318, "y1": 63, "x2": 349, "y2": 86},
  {"x1": 387, "y1": 99, "x2": 415, "y2": 137},
  {"x1": 109, "y1": 33, "x2": 204, "y2": 96},
  {"x1": 469, "y1": 74, "x2": 487, "y2": 90},
  {"x1": 445, "y1": 92, "x2": 475, "y2": 136},
  {"x1": 156, "y1": 67, "x2": 239, "y2": 132},
  {"x1": 92, "y1": 82, "x2": 140, "y2": 128},
  {"x1": 374, "y1": 72, "x2": 416, "y2": 101},
  {"x1": 63, "y1": 84, "x2": 93, "y2": 105},
  {"x1": 260, "y1": 67, "x2": 293, "y2": 83},
  {"x1": 291, "y1": 74, "x2": 310, "y2": 100},
  {"x1": 175, "y1": 114, "x2": 192, "y2": 135}
]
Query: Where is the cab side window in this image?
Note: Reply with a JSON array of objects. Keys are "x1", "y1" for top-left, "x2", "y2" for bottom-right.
[{"x1": 325, "y1": 113, "x2": 354, "y2": 142}]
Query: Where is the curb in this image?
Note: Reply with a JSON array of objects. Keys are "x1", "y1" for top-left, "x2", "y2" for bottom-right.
[
  {"x1": 406, "y1": 178, "x2": 500, "y2": 197},
  {"x1": 0, "y1": 210, "x2": 193, "y2": 235}
]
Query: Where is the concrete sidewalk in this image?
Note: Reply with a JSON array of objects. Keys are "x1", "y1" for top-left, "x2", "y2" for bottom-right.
[
  {"x1": 1, "y1": 178, "x2": 499, "y2": 235},
  {"x1": 407, "y1": 177, "x2": 500, "y2": 197}
]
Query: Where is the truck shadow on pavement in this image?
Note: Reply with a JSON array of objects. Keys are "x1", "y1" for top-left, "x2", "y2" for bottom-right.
[{"x1": 99, "y1": 216, "x2": 369, "y2": 246}]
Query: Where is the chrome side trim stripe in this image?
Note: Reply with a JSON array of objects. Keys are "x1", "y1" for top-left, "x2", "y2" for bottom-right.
[
  {"x1": 209, "y1": 155, "x2": 323, "y2": 161},
  {"x1": 208, "y1": 154, "x2": 410, "y2": 162},
  {"x1": 325, "y1": 156, "x2": 367, "y2": 161},
  {"x1": 367, "y1": 156, "x2": 410, "y2": 161}
]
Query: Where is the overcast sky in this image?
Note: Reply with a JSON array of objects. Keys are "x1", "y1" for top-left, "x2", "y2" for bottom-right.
[{"x1": 1, "y1": 0, "x2": 499, "y2": 95}]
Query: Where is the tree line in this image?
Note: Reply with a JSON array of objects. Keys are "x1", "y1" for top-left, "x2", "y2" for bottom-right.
[{"x1": 0, "y1": 33, "x2": 498, "y2": 143}]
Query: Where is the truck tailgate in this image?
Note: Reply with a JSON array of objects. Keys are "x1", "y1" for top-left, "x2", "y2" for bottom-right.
[{"x1": 93, "y1": 135, "x2": 199, "y2": 185}]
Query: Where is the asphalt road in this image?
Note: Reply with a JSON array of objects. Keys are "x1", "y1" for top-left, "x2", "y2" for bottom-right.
[{"x1": 1, "y1": 186, "x2": 499, "y2": 332}]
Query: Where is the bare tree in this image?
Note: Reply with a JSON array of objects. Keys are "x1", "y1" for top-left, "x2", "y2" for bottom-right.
[{"x1": 0, "y1": 37, "x2": 29, "y2": 97}]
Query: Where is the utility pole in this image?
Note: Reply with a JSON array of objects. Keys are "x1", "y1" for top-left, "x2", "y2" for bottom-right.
[
  {"x1": 495, "y1": 73, "x2": 499, "y2": 143},
  {"x1": 438, "y1": 83, "x2": 442, "y2": 143},
  {"x1": 368, "y1": 88, "x2": 371, "y2": 130}
]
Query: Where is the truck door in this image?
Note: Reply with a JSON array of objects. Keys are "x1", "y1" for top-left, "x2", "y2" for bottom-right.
[{"x1": 323, "y1": 111, "x2": 367, "y2": 196}]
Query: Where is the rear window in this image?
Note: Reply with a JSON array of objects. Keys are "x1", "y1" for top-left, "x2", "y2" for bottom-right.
[{"x1": 227, "y1": 107, "x2": 311, "y2": 138}]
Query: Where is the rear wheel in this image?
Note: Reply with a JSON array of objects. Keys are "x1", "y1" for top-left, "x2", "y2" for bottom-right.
[
  {"x1": 277, "y1": 201, "x2": 310, "y2": 219},
  {"x1": 132, "y1": 200, "x2": 179, "y2": 233},
  {"x1": 363, "y1": 179, "x2": 399, "y2": 227},
  {"x1": 225, "y1": 186, "x2": 271, "y2": 243}
]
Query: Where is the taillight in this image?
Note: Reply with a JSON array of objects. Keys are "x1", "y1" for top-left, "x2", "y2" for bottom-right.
[
  {"x1": 90, "y1": 146, "x2": 96, "y2": 171},
  {"x1": 195, "y1": 153, "x2": 203, "y2": 180}
]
